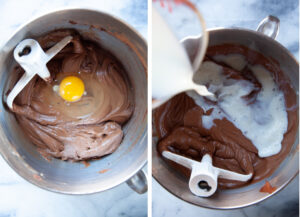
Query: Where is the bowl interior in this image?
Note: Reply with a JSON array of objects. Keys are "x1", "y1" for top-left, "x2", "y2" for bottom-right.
[
  {"x1": 152, "y1": 28, "x2": 299, "y2": 209},
  {"x1": 0, "y1": 9, "x2": 147, "y2": 194}
]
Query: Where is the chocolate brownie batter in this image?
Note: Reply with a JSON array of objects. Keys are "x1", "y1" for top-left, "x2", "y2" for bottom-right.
[
  {"x1": 10, "y1": 30, "x2": 134, "y2": 161},
  {"x1": 154, "y1": 44, "x2": 298, "y2": 189}
]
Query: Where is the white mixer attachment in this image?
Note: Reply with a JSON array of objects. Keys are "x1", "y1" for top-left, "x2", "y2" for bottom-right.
[
  {"x1": 7, "y1": 36, "x2": 73, "y2": 109},
  {"x1": 162, "y1": 151, "x2": 253, "y2": 197}
]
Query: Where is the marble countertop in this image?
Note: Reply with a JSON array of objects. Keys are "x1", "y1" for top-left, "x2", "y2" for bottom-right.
[
  {"x1": 0, "y1": 0, "x2": 147, "y2": 217},
  {"x1": 153, "y1": 0, "x2": 299, "y2": 217},
  {"x1": 153, "y1": 177, "x2": 299, "y2": 217},
  {"x1": 0, "y1": 0, "x2": 299, "y2": 217}
]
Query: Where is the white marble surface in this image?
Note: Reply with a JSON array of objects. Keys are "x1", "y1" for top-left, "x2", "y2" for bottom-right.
[
  {"x1": 154, "y1": 0, "x2": 299, "y2": 59},
  {"x1": 153, "y1": 177, "x2": 299, "y2": 217},
  {"x1": 0, "y1": 0, "x2": 147, "y2": 217},
  {"x1": 153, "y1": 0, "x2": 299, "y2": 216}
]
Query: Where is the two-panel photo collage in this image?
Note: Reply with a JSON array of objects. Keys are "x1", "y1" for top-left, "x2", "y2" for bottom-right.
[{"x1": 0, "y1": 0, "x2": 299, "y2": 216}]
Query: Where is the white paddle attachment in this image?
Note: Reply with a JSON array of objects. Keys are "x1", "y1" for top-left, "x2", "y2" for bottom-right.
[
  {"x1": 162, "y1": 151, "x2": 253, "y2": 197},
  {"x1": 7, "y1": 36, "x2": 73, "y2": 109}
]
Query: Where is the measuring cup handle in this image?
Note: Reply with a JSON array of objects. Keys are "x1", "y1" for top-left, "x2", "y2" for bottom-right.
[
  {"x1": 256, "y1": 15, "x2": 280, "y2": 39},
  {"x1": 126, "y1": 169, "x2": 148, "y2": 194},
  {"x1": 190, "y1": 11, "x2": 209, "y2": 72}
]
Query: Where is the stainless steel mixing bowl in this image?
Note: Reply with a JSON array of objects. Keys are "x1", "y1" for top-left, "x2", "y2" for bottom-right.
[
  {"x1": 0, "y1": 8, "x2": 147, "y2": 194},
  {"x1": 152, "y1": 16, "x2": 299, "y2": 209}
]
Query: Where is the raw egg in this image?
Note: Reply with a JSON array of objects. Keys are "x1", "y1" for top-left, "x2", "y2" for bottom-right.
[{"x1": 59, "y1": 76, "x2": 85, "y2": 102}]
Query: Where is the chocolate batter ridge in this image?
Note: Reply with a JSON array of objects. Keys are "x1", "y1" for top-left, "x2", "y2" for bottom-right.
[
  {"x1": 154, "y1": 44, "x2": 298, "y2": 189},
  {"x1": 10, "y1": 29, "x2": 134, "y2": 161}
]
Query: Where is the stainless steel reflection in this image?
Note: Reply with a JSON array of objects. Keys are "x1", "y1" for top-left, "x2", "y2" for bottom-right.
[
  {"x1": 0, "y1": 8, "x2": 147, "y2": 194},
  {"x1": 152, "y1": 17, "x2": 298, "y2": 209}
]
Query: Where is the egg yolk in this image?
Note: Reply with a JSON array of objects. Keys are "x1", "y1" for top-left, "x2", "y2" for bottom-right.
[{"x1": 59, "y1": 76, "x2": 85, "y2": 102}]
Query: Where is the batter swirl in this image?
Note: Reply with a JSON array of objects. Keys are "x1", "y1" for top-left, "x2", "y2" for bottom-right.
[{"x1": 10, "y1": 30, "x2": 134, "y2": 161}]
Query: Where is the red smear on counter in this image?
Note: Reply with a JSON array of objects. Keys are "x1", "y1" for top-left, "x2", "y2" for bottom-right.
[
  {"x1": 82, "y1": 161, "x2": 90, "y2": 168},
  {"x1": 260, "y1": 181, "x2": 277, "y2": 194},
  {"x1": 98, "y1": 169, "x2": 109, "y2": 174}
]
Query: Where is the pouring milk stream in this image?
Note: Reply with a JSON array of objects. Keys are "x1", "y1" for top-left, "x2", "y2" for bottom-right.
[{"x1": 152, "y1": 6, "x2": 212, "y2": 108}]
